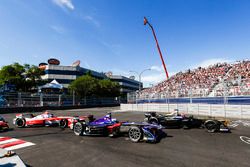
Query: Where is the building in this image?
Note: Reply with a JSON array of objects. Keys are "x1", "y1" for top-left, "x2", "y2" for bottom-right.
[
  {"x1": 41, "y1": 64, "x2": 106, "y2": 88},
  {"x1": 108, "y1": 75, "x2": 141, "y2": 95},
  {"x1": 40, "y1": 59, "x2": 141, "y2": 95}
]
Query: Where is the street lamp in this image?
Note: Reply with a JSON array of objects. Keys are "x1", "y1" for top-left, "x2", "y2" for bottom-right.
[
  {"x1": 129, "y1": 68, "x2": 151, "y2": 91},
  {"x1": 144, "y1": 17, "x2": 169, "y2": 79}
]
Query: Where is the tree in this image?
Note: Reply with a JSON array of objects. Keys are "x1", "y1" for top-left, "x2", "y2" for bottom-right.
[
  {"x1": 69, "y1": 75, "x2": 121, "y2": 98},
  {"x1": 0, "y1": 63, "x2": 25, "y2": 91},
  {"x1": 69, "y1": 75, "x2": 98, "y2": 98},
  {"x1": 97, "y1": 79, "x2": 120, "y2": 97},
  {"x1": 0, "y1": 63, "x2": 44, "y2": 92}
]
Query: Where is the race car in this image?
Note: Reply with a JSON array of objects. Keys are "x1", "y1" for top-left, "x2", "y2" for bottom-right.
[
  {"x1": 0, "y1": 116, "x2": 9, "y2": 131},
  {"x1": 73, "y1": 113, "x2": 164, "y2": 143},
  {"x1": 13, "y1": 111, "x2": 88, "y2": 128},
  {"x1": 144, "y1": 111, "x2": 230, "y2": 133}
]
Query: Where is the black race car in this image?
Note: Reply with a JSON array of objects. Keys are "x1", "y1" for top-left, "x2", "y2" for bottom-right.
[{"x1": 144, "y1": 112, "x2": 230, "y2": 133}]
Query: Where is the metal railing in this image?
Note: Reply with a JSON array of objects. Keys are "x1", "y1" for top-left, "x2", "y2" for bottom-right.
[
  {"x1": 127, "y1": 83, "x2": 250, "y2": 105},
  {"x1": 0, "y1": 93, "x2": 123, "y2": 108}
]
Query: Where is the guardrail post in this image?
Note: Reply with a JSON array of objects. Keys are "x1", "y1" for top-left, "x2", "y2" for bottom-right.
[
  {"x1": 40, "y1": 93, "x2": 43, "y2": 107},
  {"x1": 209, "y1": 104, "x2": 212, "y2": 117},
  {"x1": 59, "y1": 95, "x2": 61, "y2": 106},
  {"x1": 224, "y1": 104, "x2": 226, "y2": 118},
  {"x1": 197, "y1": 103, "x2": 199, "y2": 117},
  {"x1": 240, "y1": 105, "x2": 243, "y2": 119},
  {"x1": 17, "y1": 92, "x2": 21, "y2": 107},
  {"x1": 72, "y1": 90, "x2": 75, "y2": 106}
]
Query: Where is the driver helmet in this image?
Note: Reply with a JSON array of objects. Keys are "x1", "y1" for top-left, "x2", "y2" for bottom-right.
[
  {"x1": 105, "y1": 113, "x2": 111, "y2": 119},
  {"x1": 44, "y1": 111, "x2": 49, "y2": 115}
]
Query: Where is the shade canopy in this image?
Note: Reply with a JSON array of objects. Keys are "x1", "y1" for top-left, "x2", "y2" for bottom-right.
[{"x1": 39, "y1": 79, "x2": 63, "y2": 90}]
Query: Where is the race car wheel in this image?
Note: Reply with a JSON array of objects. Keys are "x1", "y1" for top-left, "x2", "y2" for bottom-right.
[
  {"x1": 204, "y1": 121, "x2": 218, "y2": 133},
  {"x1": 149, "y1": 118, "x2": 159, "y2": 125},
  {"x1": 128, "y1": 126, "x2": 142, "y2": 142},
  {"x1": 74, "y1": 122, "x2": 84, "y2": 136},
  {"x1": 59, "y1": 119, "x2": 68, "y2": 128},
  {"x1": 15, "y1": 118, "x2": 26, "y2": 128}
]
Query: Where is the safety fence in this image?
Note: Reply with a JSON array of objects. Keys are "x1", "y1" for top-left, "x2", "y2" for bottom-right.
[
  {"x1": 128, "y1": 80, "x2": 250, "y2": 105},
  {"x1": 120, "y1": 103, "x2": 250, "y2": 119},
  {"x1": 0, "y1": 93, "x2": 123, "y2": 108},
  {"x1": 128, "y1": 93, "x2": 250, "y2": 105}
]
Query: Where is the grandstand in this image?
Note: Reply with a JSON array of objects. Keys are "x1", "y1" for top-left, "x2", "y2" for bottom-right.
[{"x1": 130, "y1": 60, "x2": 250, "y2": 104}]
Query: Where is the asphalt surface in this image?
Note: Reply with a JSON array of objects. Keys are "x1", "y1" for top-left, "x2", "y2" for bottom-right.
[{"x1": 1, "y1": 107, "x2": 250, "y2": 167}]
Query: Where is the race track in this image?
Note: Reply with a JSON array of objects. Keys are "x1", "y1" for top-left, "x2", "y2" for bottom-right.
[{"x1": 1, "y1": 107, "x2": 250, "y2": 167}]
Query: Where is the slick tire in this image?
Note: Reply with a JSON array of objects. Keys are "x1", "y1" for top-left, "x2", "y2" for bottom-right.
[
  {"x1": 74, "y1": 122, "x2": 84, "y2": 136},
  {"x1": 128, "y1": 126, "x2": 143, "y2": 143},
  {"x1": 15, "y1": 118, "x2": 26, "y2": 128},
  {"x1": 59, "y1": 119, "x2": 68, "y2": 128},
  {"x1": 204, "y1": 120, "x2": 218, "y2": 133}
]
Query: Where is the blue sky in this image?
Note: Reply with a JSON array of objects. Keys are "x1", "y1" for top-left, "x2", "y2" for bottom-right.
[{"x1": 0, "y1": 0, "x2": 250, "y2": 87}]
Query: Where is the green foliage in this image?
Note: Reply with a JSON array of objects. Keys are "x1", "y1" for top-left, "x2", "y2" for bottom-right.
[
  {"x1": 69, "y1": 75, "x2": 121, "y2": 98},
  {"x1": 69, "y1": 75, "x2": 98, "y2": 98},
  {"x1": 0, "y1": 63, "x2": 44, "y2": 92},
  {"x1": 98, "y1": 79, "x2": 120, "y2": 97},
  {"x1": 0, "y1": 63, "x2": 24, "y2": 85}
]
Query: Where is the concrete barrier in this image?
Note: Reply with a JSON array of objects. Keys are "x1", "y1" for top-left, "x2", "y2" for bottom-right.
[
  {"x1": 242, "y1": 105, "x2": 250, "y2": 119},
  {"x1": 120, "y1": 103, "x2": 250, "y2": 119}
]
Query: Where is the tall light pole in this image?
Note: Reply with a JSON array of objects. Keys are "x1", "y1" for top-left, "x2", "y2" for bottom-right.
[
  {"x1": 144, "y1": 17, "x2": 169, "y2": 79},
  {"x1": 130, "y1": 68, "x2": 151, "y2": 91}
]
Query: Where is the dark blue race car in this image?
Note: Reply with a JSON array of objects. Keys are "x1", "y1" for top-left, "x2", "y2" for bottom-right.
[{"x1": 73, "y1": 113, "x2": 164, "y2": 143}]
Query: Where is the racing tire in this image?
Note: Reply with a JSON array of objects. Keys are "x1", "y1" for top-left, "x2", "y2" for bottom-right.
[
  {"x1": 149, "y1": 118, "x2": 159, "y2": 125},
  {"x1": 74, "y1": 122, "x2": 84, "y2": 136},
  {"x1": 204, "y1": 121, "x2": 218, "y2": 133},
  {"x1": 128, "y1": 126, "x2": 143, "y2": 143},
  {"x1": 15, "y1": 118, "x2": 26, "y2": 128},
  {"x1": 59, "y1": 119, "x2": 68, "y2": 128}
]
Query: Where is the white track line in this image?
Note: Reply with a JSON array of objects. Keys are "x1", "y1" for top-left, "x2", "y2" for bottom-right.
[{"x1": 240, "y1": 136, "x2": 250, "y2": 145}]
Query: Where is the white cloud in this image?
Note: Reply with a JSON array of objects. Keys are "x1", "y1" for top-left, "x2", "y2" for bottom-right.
[
  {"x1": 142, "y1": 73, "x2": 165, "y2": 83},
  {"x1": 107, "y1": 65, "x2": 176, "y2": 87},
  {"x1": 192, "y1": 58, "x2": 233, "y2": 69},
  {"x1": 50, "y1": 25, "x2": 66, "y2": 34},
  {"x1": 109, "y1": 69, "x2": 130, "y2": 77},
  {"x1": 142, "y1": 71, "x2": 175, "y2": 83},
  {"x1": 141, "y1": 65, "x2": 176, "y2": 87},
  {"x1": 52, "y1": 0, "x2": 74, "y2": 10},
  {"x1": 150, "y1": 65, "x2": 164, "y2": 72},
  {"x1": 82, "y1": 15, "x2": 100, "y2": 27}
]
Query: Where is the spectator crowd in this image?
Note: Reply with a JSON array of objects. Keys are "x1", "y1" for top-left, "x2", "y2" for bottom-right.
[{"x1": 139, "y1": 60, "x2": 250, "y2": 98}]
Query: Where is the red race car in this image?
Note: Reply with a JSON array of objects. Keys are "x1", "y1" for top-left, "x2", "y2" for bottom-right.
[
  {"x1": 0, "y1": 116, "x2": 9, "y2": 131},
  {"x1": 13, "y1": 111, "x2": 87, "y2": 128}
]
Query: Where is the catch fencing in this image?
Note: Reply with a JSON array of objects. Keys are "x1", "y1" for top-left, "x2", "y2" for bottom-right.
[
  {"x1": 127, "y1": 78, "x2": 250, "y2": 105},
  {"x1": 0, "y1": 92, "x2": 122, "y2": 108}
]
